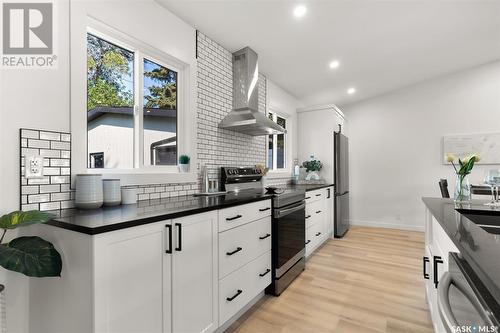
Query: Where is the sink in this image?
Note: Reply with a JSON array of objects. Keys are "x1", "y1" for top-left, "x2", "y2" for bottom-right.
[{"x1": 461, "y1": 213, "x2": 500, "y2": 234}]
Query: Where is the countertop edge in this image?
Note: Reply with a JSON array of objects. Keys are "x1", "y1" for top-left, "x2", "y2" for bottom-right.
[
  {"x1": 422, "y1": 197, "x2": 500, "y2": 319},
  {"x1": 47, "y1": 195, "x2": 273, "y2": 235}
]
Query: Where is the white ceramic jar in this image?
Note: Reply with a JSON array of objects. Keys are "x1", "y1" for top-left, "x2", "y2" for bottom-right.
[
  {"x1": 75, "y1": 174, "x2": 103, "y2": 209},
  {"x1": 103, "y1": 179, "x2": 121, "y2": 206},
  {"x1": 121, "y1": 187, "x2": 138, "y2": 205}
]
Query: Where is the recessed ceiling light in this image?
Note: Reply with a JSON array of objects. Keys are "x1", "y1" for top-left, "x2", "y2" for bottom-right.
[
  {"x1": 347, "y1": 87, "x2": 356, "y2": 94},
  {"x1": 329, "y1": 60, "x2": 340, "y2": 69},
  {"x1": 293, "y1": 5, "x2": 307, "y2": 18}
]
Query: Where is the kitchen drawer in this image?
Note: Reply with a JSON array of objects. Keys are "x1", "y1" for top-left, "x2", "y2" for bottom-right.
[
  {"x1": 218, "y1": 200, "x2": 272, "y2": 232},
  {"x1": 306, "y1": 199, "x2": 325, "y2": 228},
  {"x1": 219, "y1": 216, "x2": 271, "y2": 278},
  {"x1": 306, "y1": 223, "x2": 321, "y2": 257},
  {"x1": 219, "y1": 251, "x2": 271, "y2": 325},
  {"x1": 305, "y1": 189, "x2": 324, "y2": 204}
]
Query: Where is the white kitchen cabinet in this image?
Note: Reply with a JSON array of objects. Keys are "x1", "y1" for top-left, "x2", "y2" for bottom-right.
[
  {"x1": 424, "y1": 208, "x2": 459, "y2": 333},
  {"x1": 171, "y1": 212, "x2": 218, "y2": 333},
  {"x1": 305, "y1": 187, "x2": 333, "y2": 258},
  {"x1": 31, "y1": 211, "x2": 218, "y2": 333},
  {"x1": 297, "y1": 105, "x2": 346, "y2": 184},
  {"x1": 93, "y1": 222, "x2": 167, "y2": 333}
]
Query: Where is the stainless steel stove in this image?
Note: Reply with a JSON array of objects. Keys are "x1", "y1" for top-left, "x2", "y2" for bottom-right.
[{"x1": 221, "y1": 166, "x2": 306, "y2": 296}]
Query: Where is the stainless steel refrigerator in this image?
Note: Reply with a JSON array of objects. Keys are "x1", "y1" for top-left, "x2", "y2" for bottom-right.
[{"x1": 334, "y1": 130, "x2": 350, "y2": 238}]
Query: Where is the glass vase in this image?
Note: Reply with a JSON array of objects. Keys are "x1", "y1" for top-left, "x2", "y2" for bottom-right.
[{"x1": 454, "y1": 174, "x2": 471, "y2": 203}]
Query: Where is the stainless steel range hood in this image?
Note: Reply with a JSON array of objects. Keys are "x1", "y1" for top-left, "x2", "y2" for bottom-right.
[{"x1": 219, "y1": 47, "x2": 286, "y2": 136}]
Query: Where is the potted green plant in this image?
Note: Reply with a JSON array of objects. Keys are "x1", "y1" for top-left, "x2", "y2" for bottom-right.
[
  {"x1": 179, "y1": 155, "x2": 190, "y2": 173},
  {"x1": 0, "y1": 210, "x2": 62, "y2": 278},
  {"x1": 302, "y1": 158, "x2": 323, "y2": 180},
  {"x1": 445, "y1": 153, "x2": 480, "y2": 202}
]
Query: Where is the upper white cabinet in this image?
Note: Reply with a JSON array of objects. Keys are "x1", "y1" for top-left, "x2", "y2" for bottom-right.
[{"x1": 297, "y1": 105, "x2": 346, "y2": 183}]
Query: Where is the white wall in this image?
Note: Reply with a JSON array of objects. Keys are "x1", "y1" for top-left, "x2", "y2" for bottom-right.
[
  {"x1": 342, "y1": 60, "x2": 500, "y2": 231},
  {"x1": 0, "y1": 1, "x2": 195, "y2": 332},
  {"x1": 266, "y1": 80, "x2": 301, "y2": 178}
]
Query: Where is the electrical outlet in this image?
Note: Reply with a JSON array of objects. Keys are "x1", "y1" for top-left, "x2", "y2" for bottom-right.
[{"x1": 25, "y1": 154, "x2": 44, "y2": 179}]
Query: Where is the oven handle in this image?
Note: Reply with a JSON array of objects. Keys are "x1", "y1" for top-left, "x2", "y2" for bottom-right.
[
  {"x1": 274, "y1": 201, "x2": 306, "y2": 218},
  {"x1": 437, "y1": 272, "x2": 495, "y2": 333}
]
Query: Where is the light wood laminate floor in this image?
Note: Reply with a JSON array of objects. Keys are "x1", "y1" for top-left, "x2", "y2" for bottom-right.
[{"x1": 226, "y1": 226, "x2": 434, "y2": 333}]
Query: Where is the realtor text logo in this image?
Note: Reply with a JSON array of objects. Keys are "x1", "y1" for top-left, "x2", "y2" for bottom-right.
[{"x1": 2, "y1": 2, "x2": 57, "y2": 68}]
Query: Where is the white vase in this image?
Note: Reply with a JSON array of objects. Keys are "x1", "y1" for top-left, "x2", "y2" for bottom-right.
[
  {"x1": 305, "y1": 171, "x2": 320, "y2": 181},
  {"x1": 179, "y1": 163, "x2": 189, "y2": 173}
]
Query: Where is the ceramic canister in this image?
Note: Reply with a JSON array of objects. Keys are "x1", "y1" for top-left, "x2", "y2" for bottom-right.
[
  {"x1": 75, "y1": 174, "x2": 103, "y2": 209},
  {"x1": 103, "y1": 179, "x2": 121, "y2": 206},
  {"x1": 121, "y1": 187, "x2": 138, "y2": 205}
]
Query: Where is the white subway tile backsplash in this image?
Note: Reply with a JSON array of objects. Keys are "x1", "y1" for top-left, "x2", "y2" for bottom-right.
[
  {"x1": 40, "y1": 131, "x2": 61, "y2": 141},
  {"x1": 50, "y1": 141, "x2": 71, "y2": 150}
]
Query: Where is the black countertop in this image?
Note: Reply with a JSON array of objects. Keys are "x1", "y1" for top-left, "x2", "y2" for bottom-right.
[
  {"x1": 47, "y1": 183, "x2": 333, "y2": 235},
  {"x1": 48, "y1": 191, "x2": 274, "y2": 235},
  {"x1": 422, "y1": 197, "x2": 500, "y2": 316}
]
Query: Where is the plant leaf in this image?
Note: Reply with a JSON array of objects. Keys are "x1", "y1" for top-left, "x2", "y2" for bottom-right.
[
  {"x1": 0, "y1": 211, "x2": 55, "y2": 230},
  {"x1": 0, "y1": 236, "x2": 62, "y2": 277}
]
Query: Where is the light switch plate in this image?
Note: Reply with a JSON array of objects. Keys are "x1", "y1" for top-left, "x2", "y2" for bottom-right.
[{"x1": 25, "y1": 154, "x2": 44, "y2": 179}]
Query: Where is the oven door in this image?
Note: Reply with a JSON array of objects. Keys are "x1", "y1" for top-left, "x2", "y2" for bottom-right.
[
  {"x1": 273, "y1": 200, "x2": 306, "y2": 278},
  {"x1": 437, "y1": 254, "x2": 499, "y2": 333}
]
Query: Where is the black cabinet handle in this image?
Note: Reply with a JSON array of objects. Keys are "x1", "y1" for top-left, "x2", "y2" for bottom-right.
[
  {"x1": 316, "y1": 210, "x2": 322, "y2": 214},
  {"x1": 305, "y1": 240, "x2": 311, "y2": 245},
  {"x1": 433, "y1": 256, "x2": 443, "y2": 288},
  {"x1": 226, "y1": 289, "x2": 243, "y2": 302},
  {"x1": 423, "y1": 256, "x2": 430, "y2": 279},
  {"x1": 259, "y1": 269, "x2": 271, "y2": 277},
  {"x1": 305, "y1": 196, "x2": 311, "y2": 200},
  {"x1": 165, "y1": 224, "x2": 172, "y2": 254},
  {"x1": 259, "y1": 233, "x2": 271, "y2": 240},
  {"x1": 226, "y1": 214, "x2": 242, "y2": 221},
  {"x1": 305, "y1": 215, "x2": 312, "y2": 219},
  {"x1": 175, "y1": 223, "x2": 182, "y2": 251},
  {"x1": 315, "y1": 232, "x2": 322, "y2": 236},
  {"x1": 315, "y1": 194, "x2": 322, "y2": 197},
  {"x1": 226, "y1": 247, "x2": 243, "y2": 256},
  {"x1": 327, "y1": 189, "x2": 331, "y2": 199},
  {"x1": 259, "y1": 207, "x2": 270, "y2": 212}
]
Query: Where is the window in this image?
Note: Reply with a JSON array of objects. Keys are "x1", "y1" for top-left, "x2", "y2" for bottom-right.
[
  {"x1": 267, "y1": 112, "x2": 286, "y2": 170},
  {"x1": 86, "y1": 32, "x2": 179, "y2": 169}
]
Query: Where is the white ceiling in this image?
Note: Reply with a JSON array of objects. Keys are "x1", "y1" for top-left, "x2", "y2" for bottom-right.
[{"x1": 157, "y1": 0, "x2": 500, "y2": 106}]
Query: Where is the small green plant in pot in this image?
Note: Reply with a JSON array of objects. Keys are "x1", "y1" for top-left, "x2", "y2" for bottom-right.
[
  {"x1": 0, "y1": 210, "x2": 62, "y2": 278},
  {"x1": 179, "y1": 155, "x2": 190, "y2": 173},
  {"x1": 302, "y1": 158, "x2": 323, "y2": 181}
]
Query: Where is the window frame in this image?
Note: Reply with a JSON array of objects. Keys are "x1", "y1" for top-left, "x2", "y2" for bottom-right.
[
  {"x1": 266, "y1": 111, "x2": 288, "y2": 171},
  {"x1": 71, "y1": 17, "x2": 197, "y2": 185},
  {"x1": 86, "y1": 27, "x2": 183, "y2": 172}
]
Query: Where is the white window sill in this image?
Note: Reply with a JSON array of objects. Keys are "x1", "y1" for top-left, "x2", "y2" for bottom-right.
[
  {"x1": 265, "y1": 169, "x2": 292, "y2": 179},
  {"x1": 82, "y1": 169, "x2": 198, "y2": 186}
]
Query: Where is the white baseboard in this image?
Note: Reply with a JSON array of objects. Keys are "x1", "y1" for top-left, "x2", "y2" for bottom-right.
[{"x1": 350, "y1": 220, "x2": 424, "y2": 232}]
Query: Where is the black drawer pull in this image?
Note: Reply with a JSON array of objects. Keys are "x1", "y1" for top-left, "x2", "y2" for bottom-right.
[
  {"x1": 305, "y1": 196, "x2": 311, "y2": 199},
  {"x1": 305, "y1": 215, "x2": 312, "y2": 219},
  {"x1": 259, "y1": 233, "x2": 271, "y2": 240},
  {"x1": 433, "y1": 256, "x2": 443, "y2": 288},
  {"x1": 315, "y1": 232, "x2": 322, "y2": 236},
  {"x1": 175, "y1": 223, "x2": 182, "y2": 252},
  {"x1": 226, "y1": 214, "x2": 242, "y2": 221},
  {"x1": 226, "y1": 289, "x2": 243, "y2": 301},
  {"x1": 259, "y1": 269, "x2": 271, "y2": 277},
  {"x1": 226, "y1": 247, "x2": 243, "y2": 256},
  {"x1": 423, "y1": 256, "x2": 429, "y2": 279},
  {"x1": 315, "y1": 194, "x2": 322, "y2": 197},
  {"x1": 259, "y1": 207, "x2": 270, "y2": 212},
  {"x1": 305, "y1": 240, "x2": 311, "y2": 245},
  {"x1": 316, "y1": 210, "x2": 322, "y2": 214}
]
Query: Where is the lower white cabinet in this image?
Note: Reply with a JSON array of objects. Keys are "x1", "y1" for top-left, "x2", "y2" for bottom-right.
[
  {"x1": 305, "y1": 187, "x2": 333, "y2": 257},
  {"x1": 424, "y1": 208, "x2": 459, "y2": 333}
]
